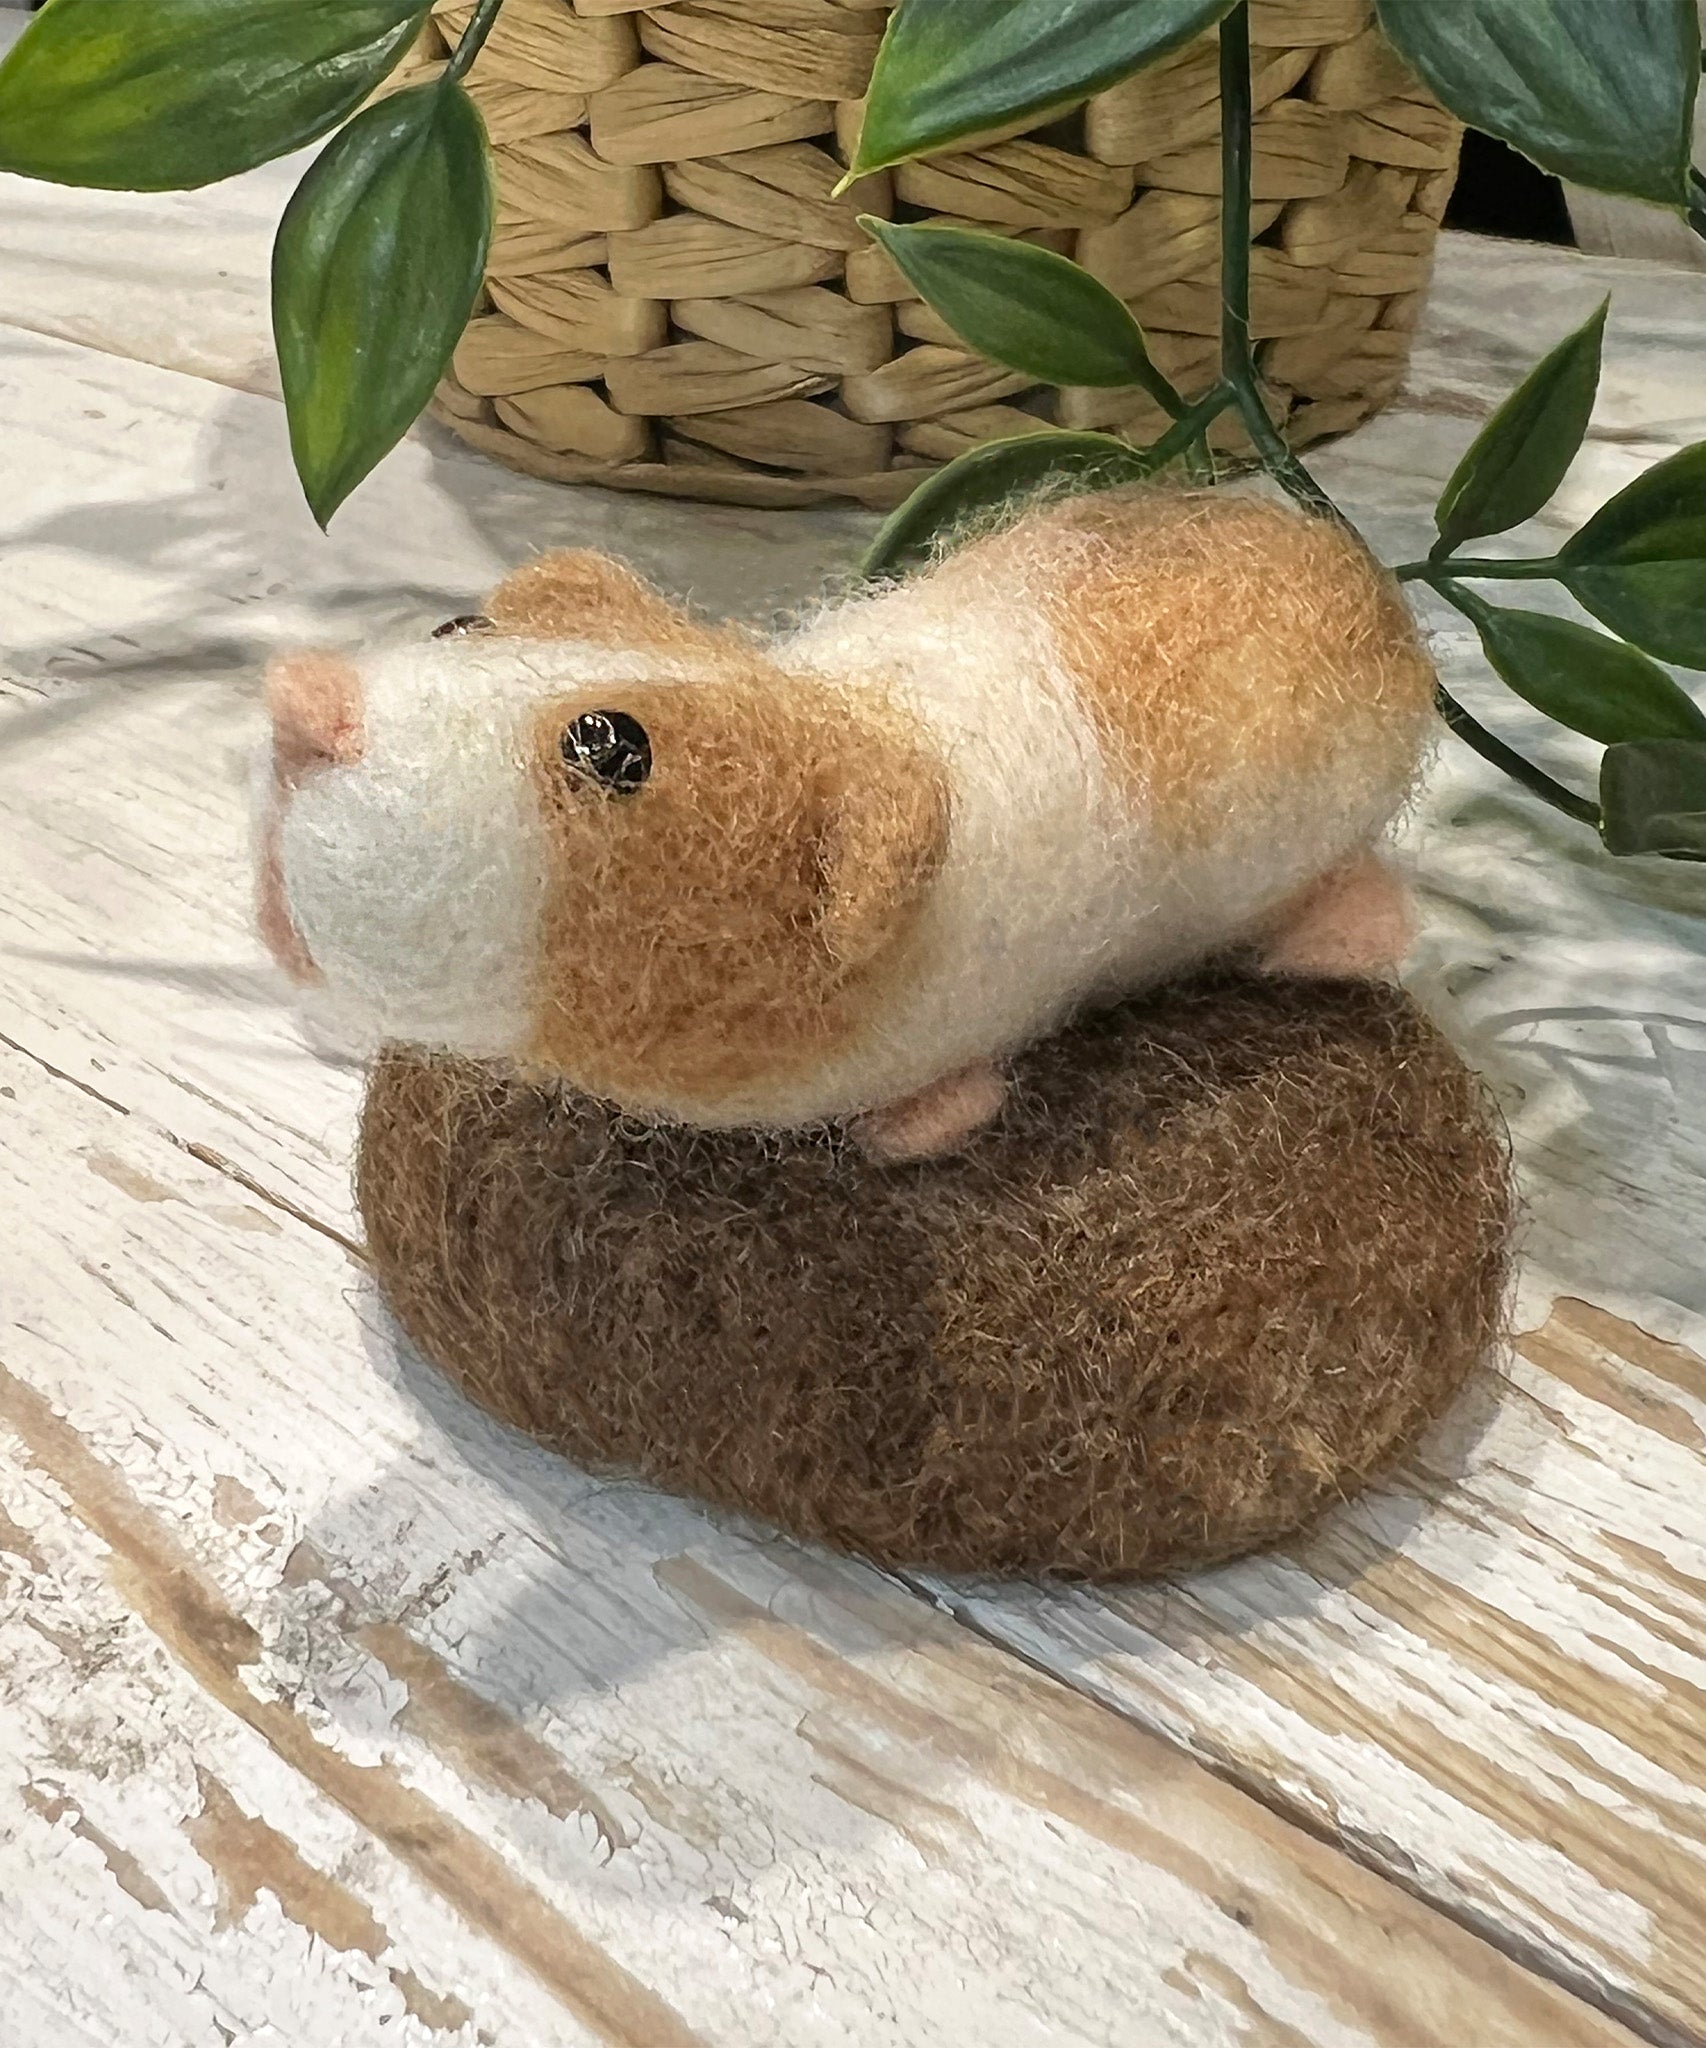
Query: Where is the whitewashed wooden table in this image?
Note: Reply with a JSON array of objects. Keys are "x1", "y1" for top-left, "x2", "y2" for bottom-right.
[{"x1": 2, "y1": 106, "x2": 1706, "y2": 2045}]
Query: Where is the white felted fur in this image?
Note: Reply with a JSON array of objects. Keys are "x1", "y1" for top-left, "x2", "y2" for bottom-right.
[
  {"x1": 278, "y1": 637, "x2": 684, "y2": 1058},
  {"x1": 267, "y1": 491, "x2": 1433, "y2": 1130},
  {"x1": 760, "y1": 528, "x2": 1423, "y2": 1125},
  {"x1": 749, "y1": 583, "x2": 1126, "y2": 1122}
]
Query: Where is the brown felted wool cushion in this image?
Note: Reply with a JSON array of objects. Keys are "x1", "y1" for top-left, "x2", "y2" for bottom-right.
[{"x1": 357, "y1": 973, "x2": 1513, "y2": 1579}]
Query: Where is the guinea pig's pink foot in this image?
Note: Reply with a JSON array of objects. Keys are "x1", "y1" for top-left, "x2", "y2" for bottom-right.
[
  {"x1": 1261, "y1": 846, "x2": 1415, "y2": 981},
  {"x1": 854, "y1": 1062, "x2": 1008, "y2": 1163}
]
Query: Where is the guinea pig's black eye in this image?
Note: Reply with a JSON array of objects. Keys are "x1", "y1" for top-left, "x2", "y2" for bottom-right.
[
  {"x1": 432, "y1": 613, "x2": 495, "y2": 639},
  {"x1": 560, "y1": 710, "x2": 652, "y2": 797}
]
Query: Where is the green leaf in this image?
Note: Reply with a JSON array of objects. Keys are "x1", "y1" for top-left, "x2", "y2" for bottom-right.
[
  {"x1": 1559, "y1": 443, "x2": 1706, "y2": 667},
  {"x1": 0, "y1": 0, "x2": 427, "y2": 192},
  {"x1": 1599, "y1": 738, "x2": 1706, "y2": 858},
  {"x1": 862, "y1": 431, "x2": 1156, "y2": 581},
  {"x1": 1433, "y1": 300, "x2": 1607, "y2": 558},
  {"x1": 1374, "y1": 0, "x2": 1698, "y2": 208},
  {"x1": 273, "y1": 79, "x2": 491, "y2": 528},
  {"x1": 1447, "y1": 584, "x2": 1706, "y2": 746},
  {"x1": 848, "y1": 0, "x2": 1236, "y2": 179},
  {"x1": 860, "y1": 220, "x2": 1176, "y2": 406}
]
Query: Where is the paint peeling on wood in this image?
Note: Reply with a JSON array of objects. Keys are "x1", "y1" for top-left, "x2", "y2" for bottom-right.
[
  {"x1": 929, "y1": 1304, "x2": 1706, "y2": 2040},
  {"x1": 0, "y1": 1036, "x2": 1645, "y2": 2045},
  {"x1": 4, "y1": 225, "x2": 1706, "y2": 2043},
  {"x1": 0, "y1": 1355, "x2": 709, "y2": 2048},
  {"x1": 22, "y1": 1780, "x2": 175, "y2": 1916},
  {"x1": 354, "y1": 1621, "x2": 632, "y2": 1860},
  {"x1": 188, "y1": 1766, "x2": 473, "y2": 2035}
]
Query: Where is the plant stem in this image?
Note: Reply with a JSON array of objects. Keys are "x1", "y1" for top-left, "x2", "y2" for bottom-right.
[
  {"x1": 1433, "y1": 685, "x2": 1601, "y2": 826},
  {"x1": 1208, "y1": 15, "x2": 1587, "y2": 827},
  {"x1": 1143, "y1": 381, "x2": 1236, "y2": 473},
  {"x1": 1395, "y1": 555, "x2": 1561, "y2": 585},
  {"x1": 1216, "y1": 4, "x2": 1340, "y2": 522},
  {"x1": 1216, "y1": 6, "x2": 1254, "y2": 383},
  {"x1": 1181, "y1": 440, "x2": 1217, "y2": 485},
  {"x1": 445, "y1": 0, "x2": 506, "y2": 82},
  {"x1": 1408, "y1": 573, "x2": 1602, "y2": 825}
]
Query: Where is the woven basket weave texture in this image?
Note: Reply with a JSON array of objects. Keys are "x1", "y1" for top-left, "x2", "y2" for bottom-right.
[{"x1": 406, "y1": 0, "x2": 1461, "y2": 507}]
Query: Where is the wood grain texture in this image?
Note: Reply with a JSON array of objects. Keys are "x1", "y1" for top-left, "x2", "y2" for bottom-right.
[
  {"x1": 925, "y1": 1302, "x2": 1706, "y2": 2041},
  {"x1": 0, "y1": 1039, "x2": 1624, "y2": 2046},
  {"x1": 926, "y1": 244, "x2": 1706, "y2": 2044},
  {"x1": 4, "y1": 185, "x2": 1706, "y2": 2040}
]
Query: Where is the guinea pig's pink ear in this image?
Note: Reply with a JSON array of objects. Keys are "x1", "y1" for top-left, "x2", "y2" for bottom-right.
[
  {"x1": 814, "y1": 752, "x2": 951, "y2": 975},
  {"x1": 485, "y1": 549, "x2": 734, "y2": 653}
]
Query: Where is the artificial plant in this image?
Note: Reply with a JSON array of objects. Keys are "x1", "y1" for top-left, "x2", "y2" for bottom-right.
[{"x1": 0, "y1": 0, "x2": 1703, "y2": 858}]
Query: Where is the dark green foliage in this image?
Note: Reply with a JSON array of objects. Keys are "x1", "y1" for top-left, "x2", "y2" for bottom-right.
[{"x1": 274, "y1": 80, "x2": 491, "y2": 527}]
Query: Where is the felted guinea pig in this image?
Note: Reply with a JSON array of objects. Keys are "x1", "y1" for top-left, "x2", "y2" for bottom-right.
[{"x1": 258, "y1": 487, "x2": 1436, "y2": 1159}]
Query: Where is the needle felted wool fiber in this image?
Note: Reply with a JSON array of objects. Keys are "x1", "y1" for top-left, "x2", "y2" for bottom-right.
[
  {"x1": 263, "y1": 487, "x2": 1436, "y2": 1160},
  {"x1": 358, "y1": 972, "x2": 1512, "y2": 1579}
]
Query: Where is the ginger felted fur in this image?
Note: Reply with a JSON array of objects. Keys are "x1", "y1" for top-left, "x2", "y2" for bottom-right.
[
  {"x1": 357, "y1": 972, "x2": 1513, "y2": 1580},
  {"x1": 262, "y1": 486, "x2": 1436, "y2": 1157},
  {"x1": 269, "y1": 486, "x2": 1511, "y2": 1577}
]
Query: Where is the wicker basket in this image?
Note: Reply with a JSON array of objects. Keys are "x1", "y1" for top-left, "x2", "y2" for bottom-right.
[{"x1": 399, "y1": 0, "x2": 1460, "y2": 508}]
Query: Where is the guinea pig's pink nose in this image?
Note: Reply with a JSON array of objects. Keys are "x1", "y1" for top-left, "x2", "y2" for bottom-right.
[{"x1": 266, "y1": 650, "x2": 365, "y2": 784}]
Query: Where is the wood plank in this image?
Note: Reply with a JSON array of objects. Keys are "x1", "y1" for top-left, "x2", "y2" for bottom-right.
[
  {"x1": 920, "y1": 247, "x2": 1706, "y2": 2045},
  {"x1": 0, "y1": 1457, "x2": 599, "y2": 2047},
  {"x1": 0, "y1": 1037, "x2": 1628, "y2": 2046},
  {"x1": 924, "y1": 1304, "x2": 1706, "y2": 2040},
  {"x1": 5, "y1": 226, "x2": 1706, "y2": 2039},
  {"x1": 0, "y1": 130, "x2": 299, "y2": 393}
]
